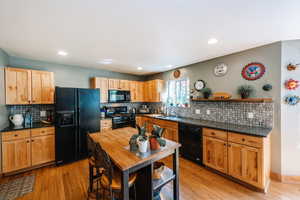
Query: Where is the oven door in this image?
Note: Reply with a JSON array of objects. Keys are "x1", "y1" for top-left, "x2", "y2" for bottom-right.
[{"x1": 108, "y1": 90, "x2": 131, "y2": 103}]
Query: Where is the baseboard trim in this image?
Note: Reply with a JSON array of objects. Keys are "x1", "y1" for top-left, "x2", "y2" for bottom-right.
[{"x1": 270, "y1": 172, "x2": 300, "y2": 184}]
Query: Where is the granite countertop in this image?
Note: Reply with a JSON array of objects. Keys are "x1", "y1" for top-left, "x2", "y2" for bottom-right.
[
  {"x1": 1, "y1": 123, "x2": 54, "y2": 132},
  {"x1": 141, "y1": 114, "x2": 272, "y2": 137}
]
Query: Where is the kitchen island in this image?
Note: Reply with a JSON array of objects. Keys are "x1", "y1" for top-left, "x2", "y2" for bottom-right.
[{"x1": 90, "y1": 127, "x2": 181, "y2": 200}]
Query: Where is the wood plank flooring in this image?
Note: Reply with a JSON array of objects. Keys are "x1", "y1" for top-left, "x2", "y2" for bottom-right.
[{"x1": 1, "y1": 158, "x2": 300, "y2": 200}]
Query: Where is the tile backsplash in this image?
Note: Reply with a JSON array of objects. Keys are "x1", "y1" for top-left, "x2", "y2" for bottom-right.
[
  {"x1": 147, "y1": 101, "x2": 274, "y2": 128},
  {"x1": 6, "y1": 104, "x2": 55, "y2": 123}
]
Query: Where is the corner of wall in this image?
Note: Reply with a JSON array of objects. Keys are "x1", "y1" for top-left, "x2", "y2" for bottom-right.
[{"x1": 0, "y1": 48, "x2": 9, "y2": 129}]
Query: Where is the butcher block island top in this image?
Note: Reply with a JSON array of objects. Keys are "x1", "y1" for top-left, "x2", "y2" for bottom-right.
[
  {"x1": 90, "y1": 127, "x2": 181, "y2": 200},
  {"x1": 90, "y1": 127, "x2": 181, "y2": 171}
]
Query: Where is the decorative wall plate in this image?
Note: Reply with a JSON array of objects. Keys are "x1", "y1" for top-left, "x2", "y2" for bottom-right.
[
  {"x1": 241, "y1": 62, "x2": 266, "y2": 81},
  {"x1": 173, "y1": 70, "x2": 181, "y2": 79},
  {"x1": 214, "y1": 63, "x2": 228, "y2": 77},
  {"x1": 285, "y1": 79, "x2": 299, "y2": 90},
  {"x1": 285, "y1": 95, "x2": 300, "y2": 106},
  {"x1": 194, "y1": 80, "x2": 206, "y2": 91}
]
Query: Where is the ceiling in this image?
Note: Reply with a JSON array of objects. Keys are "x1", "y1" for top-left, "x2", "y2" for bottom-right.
[{"x1": 0, "y1": 0, "x2": 300, "y2": 75}]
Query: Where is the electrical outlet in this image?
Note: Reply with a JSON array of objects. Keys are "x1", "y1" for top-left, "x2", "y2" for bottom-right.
[
  {"x1": 206, "y1": 110, "x2": 210, "y2": 115},
  {"x1": 195, "y1": 109, "x2": 201, "y2": 114},
  {"x1": 40, "y1": 111, "x2": 46, "y2": 117},
  {"x1": 247, "y1": 112, "x2": 254, "y2": 119}
]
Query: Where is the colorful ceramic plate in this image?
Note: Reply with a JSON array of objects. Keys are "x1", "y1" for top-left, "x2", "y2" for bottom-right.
[{"x1": 242, "y1": 62, "x2": 265, "y2": 81}]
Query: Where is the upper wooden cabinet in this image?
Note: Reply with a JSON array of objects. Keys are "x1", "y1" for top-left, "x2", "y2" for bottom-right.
[
  {"x1": 108, "y1": 79, "x2": 120, "y2": 90},
  {"x1": 143, "y1": 79, "x2": 164, "y2": 102},
  {"x1": 91, "y1": 77, "x2": 163, "y2": 103},
  {"x1": 90, "y1": 77, "x2": 109, "y2": 103},
  {"x1": 5, "y1": 67, "x2": 54, "y2": 105},
  {"x1": 31, "y1": 70, "x2": 54, "y2": 104},
  {"x1": 5, "y1": 67, "x2": 32, "y2": 105}
]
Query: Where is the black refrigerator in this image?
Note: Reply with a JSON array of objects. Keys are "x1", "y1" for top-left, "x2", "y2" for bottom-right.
[{"x1": 55, "y1": 87, "x2": 100, "y2": 165}]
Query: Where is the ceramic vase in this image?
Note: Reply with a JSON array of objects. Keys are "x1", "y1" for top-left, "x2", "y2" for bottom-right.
[
  {"x1": 150, "y1": 137, "x2": 160, "y2": 150},
  {"x1": 137, "y1": 137, "x2": 148, "y2": 153}
]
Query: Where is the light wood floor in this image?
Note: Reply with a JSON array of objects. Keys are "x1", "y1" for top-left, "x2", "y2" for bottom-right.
[{"x1": 1, "y1": 158, "x2": 300, "y2": 200}]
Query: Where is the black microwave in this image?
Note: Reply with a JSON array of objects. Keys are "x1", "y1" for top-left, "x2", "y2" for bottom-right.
[{"x1": 108, "y1": 90, "x2": 131, "y2": 103}]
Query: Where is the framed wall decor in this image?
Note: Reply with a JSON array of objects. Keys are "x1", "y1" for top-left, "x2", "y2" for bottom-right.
[
  {"x1": 173, "y1": 69, "x2": 181, "y2": 79},
  {"x1": 214, "y1": 63, "x2": 228, "y2": 77},
  {"x1": 241, "y1": 62, "x2": 266, "y2": 81}
]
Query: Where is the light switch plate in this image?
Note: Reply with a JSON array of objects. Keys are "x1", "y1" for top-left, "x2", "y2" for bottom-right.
[
  {"x1": 195, "y1": 109, "x2": 201, "y2": 114},
  {"x1": 206, "y1": 110, "x2": 210, "y2": 115},
  {"x1": 40, "y1": 111, "x2": 46, "y2": 117},
  {"x1": 247, "y1": 112, "x2": 254, "y2": 119}
]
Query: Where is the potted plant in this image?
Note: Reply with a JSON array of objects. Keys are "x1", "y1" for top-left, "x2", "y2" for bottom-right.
[
  {"x1": 149, "y1": 125, "x2": 166, "y2": 150},
  {"x1": 129, "y1": 123, "x2": 147, "y2": 152},
  {"x1": 237, "y1": 85, "x2": 255, "y2": 99},
  {"x1": 137, "y1": 134, "x2": 148, "y2": 153},
  {"x1": 134, "y1": 123, "x2": 149, "y2": 153},
  {"x1": 201, "y1": 88, "x2": 212, "y2": 99}
]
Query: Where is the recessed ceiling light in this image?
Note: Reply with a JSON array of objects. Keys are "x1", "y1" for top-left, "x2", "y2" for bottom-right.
[
  {"x1": 137, "y1": 67, "x2": 143, "y2": 70},
  {"x1": 208, "y1": 38, "x2": 218, "y2": 45},
  {"x1": 98, "y1": 59, "x2": 113, "y2": 64},
  {"x1": 166, "y1": 65, "x2": 173, "y2": 68},
  {"x1": 57, "y1": 51, "x2": 68, "y2": 56}
]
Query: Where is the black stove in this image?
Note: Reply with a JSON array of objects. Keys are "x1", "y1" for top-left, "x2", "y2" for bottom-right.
[{"x1": 106, "y1": 106, "x2": 135, "y2": 129}]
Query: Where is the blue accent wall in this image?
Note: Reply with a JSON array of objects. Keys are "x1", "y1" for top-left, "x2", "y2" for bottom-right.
[{"x1": 9, "y1": 56, "x2": 146, "y2": 88}]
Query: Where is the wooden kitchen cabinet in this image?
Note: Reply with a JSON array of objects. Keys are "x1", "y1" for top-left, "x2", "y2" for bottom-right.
[
  {"x1": 203, "y1": 128, "x2": 270, "y2": 191},
  {"x1": 100, "y1": 119, "x2": 112, "y2": 131},
  {"x1": 5, "y1": 67, "x2": 54, "y2": 105},
  {"x1": 2, "y1": 138, "x2": 31, "y2": 173},
  {"x1": 143, "y1": 80, "x2": 164, "y2": 102},
  {"x1": 119, "y1": 80, "x2": 130, "y2": 90},
  {"x1": 31, "y1": 70, "x2": 54, "y2": 104},
  {"x1": 31, "y1": 135, "x2": 55, "y2": 166},
  {"x1": 228, "y1": 142, "x2": 263, "y2": 188},
  {"x1": 1, "y1": 127, "x2": 55, "y2": 174},
  {"x1": 203, "y1": 136, "x2": 228, "y2": 173},
  {"x1": 137, "y1": 81, "x2": 144, "y2": 102},
  {"x1": 130, "y1": 81, "x2": 138, "y2": 102},
  {"x1": 90, "y1": 77, "x2": 109, "y2": 103},
  {"x1": 108, "y1": 79, "x2": 120, "y2": 90},
  {"x1": 5, "y1": 67, "x2": 32, "y2": 105}
]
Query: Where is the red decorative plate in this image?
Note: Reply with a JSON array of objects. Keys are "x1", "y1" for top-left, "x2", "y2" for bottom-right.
[{"x1": 242, "y1": 63, "x2": 266, "y2": 81}]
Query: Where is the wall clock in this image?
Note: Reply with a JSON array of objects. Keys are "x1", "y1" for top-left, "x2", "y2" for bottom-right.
[
  {"x1": 214, "y1": 63, "x2": 228, "y2": 77},
  {"x1": 173, "y1": 70, "x2": 181, "y2": 79},
  {"x1": 241, "y1": 62, "x2": 266, "y2": 81},
  {"x1": 194, "y1": 80, "x2": 206, "y2": 91}
]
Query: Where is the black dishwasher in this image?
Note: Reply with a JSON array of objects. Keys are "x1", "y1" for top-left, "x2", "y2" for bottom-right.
[{"x1": 179, "y1": 123, "x2": 203, "y2": 165}]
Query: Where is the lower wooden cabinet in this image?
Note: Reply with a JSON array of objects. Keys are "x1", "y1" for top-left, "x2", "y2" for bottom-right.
[
  {"x1": 203, "y1": 128, "x2": 270, "y2": 191},
  {"x1": 228, "y1": 143, "x2": 263, "y2": 188},
  {"x1": 2, "y1": 138, "x2": 31, "y2": 173},
  {"x1": 203, "y1": 136, "x2": 228, "y2": 173},
  {"x1": 1, "y1": 127, "x2": 55, "y2": 173},
  {"x1": 100, "y1": 119, "x2": 112, "y2": 131},
  {"x1": 31, "y1": 135, "x2": 55, "y2": 166}
]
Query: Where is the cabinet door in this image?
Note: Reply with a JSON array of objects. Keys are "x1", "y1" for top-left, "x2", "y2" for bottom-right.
[
  {"x1": 143, "y1": 82, "x2": 149, "y2": 102},
  {"x1": 163, "y1": 128, "x2": 178, "y2": 142},
  {"x1": 120, "y1": 80, "x2": 130, "y2": 90},
  {"x1": 31, "y1": 135, "x2": 55, "y2": 166},
  {"x1": 99, "y1": 78, "x2": 109, "y2": 103},
  {"x1": 242, "y1": 145, "x2": 262, "y2": 187},
  {"x1": 228, "y1": 142, "x2": 243, "y2": 180},
  {"x1": 130, "y1": 81, "x2": 138, "y2": 102},
  {"x1": 2, "y1": 139, "x2": 31, "y2": 173},
  {"x1": 32, "y1": 70, "x2": 54, "y2": 104},
  {"x1": 203, "y1": 136, "x2": 228, "y2": 173},
  {"x1": 137, "y1": 82, "x2": 144, "y2": 102},
  {"x1": 5, "y1": 67, "x2": 31, "y2": 104},
  {"x1": 108, "y1": 79, "x2": 120, "y2": 90}
]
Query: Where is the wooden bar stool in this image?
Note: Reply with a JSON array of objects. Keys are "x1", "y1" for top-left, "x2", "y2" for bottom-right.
[{"x1": 94, "y1": 143, "x2": 137, "y2": 200}]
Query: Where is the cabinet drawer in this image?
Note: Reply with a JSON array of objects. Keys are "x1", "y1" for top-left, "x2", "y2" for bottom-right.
[
  {"x1": 2, "y1": 130, "x2": 31, "y2": 141},
  {"x1": 153, "y1": 119, "x2": 178, "y2": 128},
  {"x1": 31, "y1": 127, "x2": 55, "y2": 137},
  {"x1": 203, "y1": 128, "x2": 227, "y2": 141},
  {"x1": 228, "y1": 132, "x2": 263, "y2": 148}
]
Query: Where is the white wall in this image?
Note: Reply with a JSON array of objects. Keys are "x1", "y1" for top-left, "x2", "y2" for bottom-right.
[{"x1": 281, "y1": 40, "x2": 300, "y2": 176}]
